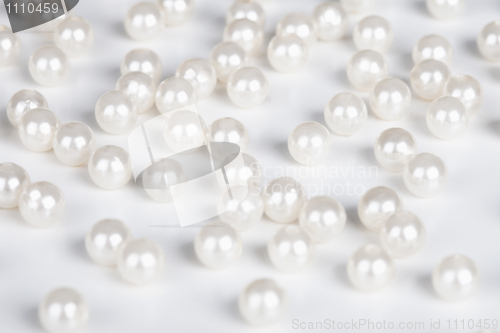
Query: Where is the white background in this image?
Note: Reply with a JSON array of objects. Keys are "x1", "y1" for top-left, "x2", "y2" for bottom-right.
[{"x1": 1, "y1": 0, "x2": 500, "y2": 332}]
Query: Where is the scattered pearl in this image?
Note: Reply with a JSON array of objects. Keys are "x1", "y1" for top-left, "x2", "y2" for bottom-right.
[
  {"x1": 353, "y1": 15, "x2": 393, "y2": 53},
  {"x1": 206, "y1": 117, "x2": 250, "y2": 152},
  {"x1": 157, "y1": 0, "x2": 194, "y2": 26},
  {"x1": 85, "y1": 219, "x2": 133, "y2": 266},
  {"x1": 18, "y1": 108, "x2": 60, "y2": 152},
  {"x1": 426, "y1": 0, "x2": 465, "y2": 20},
  {"x1": 299, "y1": 196, "x2": 346, "y2": 243},
  {"x1": 226, "y1": 0, "x2": 266, "y2": 28},
  {"x1": 369, "y1": 77, "x2": 412, "y2": 121},
  {"x1": 54, "y1": 16, "x2": 94, "y2": 57},
  {"x1": 227, "y1": 66, "x2": 269, "y2": 108},
  {"x1": 347, "y1": 49, "x2": 388, "y2": 91},
  {"x1": 0, "y1": 162, "x2": 30, "y2": 209},
  {"x1": 443, "y1": 74, "x2": 483, "y2": 115},
  {"x1": 276, "y1": 12, "x2": 317, "y2": 46},
  {"x1": 267, "y1": 33, "x2": 309, "y2": 73},
  {"x1": 156, "y1": 77, "x2": 197, "y2": 114},
  {"x1": 121, "y1": 48, "x2": 163, "y2": 83},
  {"x1": 53, "y1": 121, "x2": 96, "y2": 167},
  {"x1": 358, "y1": 186, "x2": 403, "y2": 232},
  {"x1": 412, "y1": 34, "x2": 453, "y2": 65},
  {"x1": 312, "y1": 2, "x2": 348, "y2": 41},
  {"x1": 324, "y1": 92, "x2": 367, "y2": 136},
  {"x1": 29, "y1": 45, "x2": 70, "y2": 87},
  {"x1": 374, "y1": 127, "x2": 417, "y2": 172},
  {"x1": 194, "y1": 222, "x2": 243, "y2": 269},
  {"x1": 403, "y1": 152, "x2": 448, "y2": 198},
  {"x1": 176, "y1": 58, "x2": 217, "y2": 99},
  {"x1": 0, "y1": 25, "x2": 21, "y2": 66},
  {"x1": 88, "y1": 145, "x2": 133, "y2": 190},
  {"x1": 478, "y1": 21, "x2": 500, "y2": 61},
  {"x1": 117, "y1": 238, "x2": 166, "y2": 285},
  {"x1": 95, "y1": 91, "x2": 138, "y2": 135},
  {"x1": 410, "y1": 59, "x2": 450, "y2": 100},
  {"x1": 141, "y1": 158, "x2": 186, "y2": 202},
  {"x1": 116, "y1": 71, "x2": 157, "y2": 114},
  {"x1": 218, "y1": 186, "x2": 264, "y2": 232},
  {"x1": 340, "y1": 0, "x2": 374, "y2": 15},
  {"x1": 426, "y1": 96, "x2": 469, "y2": 140},
  {"x1": 380, "y1": 211, "x2": 426, "y2": 259},
  {"x1": 163, "y1": 110, "x2": 206, "y2": 152},
  {"x1": 124, "y1": 2, "x2": 164, "y2": 41},
  {"x1": 288, "y1": 121, "x2": 332, "y2": 166},
  {"x1": 221, "y1": 152, "x2": 262, "y2": 191},
  {"x1": 7, "y1": 89, "x2": 49, "y2": 128},
  {"x1": 262, "y1": 177, "x2": 307, "y2": 223},
  {"x1": 39, "y1": 288, "x2": 89, "y2": 333},
  {"x1": 19, "y1": 181, "x2": 65, "y2": 228},
  {"x1": 209, "y1": 42, "x2": 248, "y2": 83},
  {"x1": 223, "y1": 18, "x2": 264, "y2": 56}
]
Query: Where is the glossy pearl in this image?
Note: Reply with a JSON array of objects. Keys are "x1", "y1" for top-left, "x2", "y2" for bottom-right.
[
  {"x1": 223, "y1": 18, "x2": 264, "y2": 56},
  {"x1": 288, "y1": 121, "x2": 332, "y2": 166},
  {"x1": 324, "y1": 92, "x2": 367, "y2": 136},
  {"x1": 412, "y1": 34, "x2": 453, "y2": 65},
  {"x1": 374, "y1": 127, "x2": 417, "y2": 172},
  {"x1": 88, "y1": 145, "x2": 133, "y2": 190},
  {"x1": 410, "y1": 59, "x2": 450, "y2": 100},
  {"x1": 426, "y1": 96, "x2": 469, "y2": 140},
  {"x1": 18, "y1": 108, "x2": 60, "y2": 152},
  {"x1": 227, "y1": 0, "x2": 266, "y2": 27},
  {"x1": 403, "y1": 153, "x2": 448, "y2": 197},
  {"x1": 29, "y1": 46, "x2": 70, "y2": 87},
  {"x1": 209, "y1": 42, "x2": 248, "y2": 83},
  {"x1": 7, "y1": 89, "x2": 49, "y2": 128},
  {"x1": 85, "y1": 219, "x2": 133, "y2": 266},
  {"x1": 380, "y1": 211, "x2": 426, "y2": 259},
  {"x1": 276, "y1": 13, "x2": 317, "y2": 46},
  {"x1": 347, "y1": 244, "x2": 395, "y2": 292},
  {"x1": 262, "y1": 177, "x2": 307, "y2": 223},
  {"x1": 426, "y1": 0, "x2": 465, "y2": 20},
  {"x1": 19, "y1": 181, "x2": 65, "y2": 228},
  {"x1": 340, "y1": 0, "x2": 373, "y2": 14},
  {"x1": 194, "y1": 222, "x2": 243, "y2": 269},
  {"x1": 353, "y1": 15, "x2": 393, "y2": 53},
  {"x1": 312, "y1": 2, "x2": 348, "y2": 41},
  {"x1": 95, "y1": 91, "x2": 138, "y2": 135},
  {"x1": 347, "y1": 50, "x2": 388, "y2": 91},
  {"x1": 53, "y1": 122, "x2": 96, "y2": 167},
  {"x1": 432, "y1": 254, "x2": 480, "y2": 301},
  {"x1": 124, "y1": 2, "x2": 164, "y2": 41},
  {"x1": 121, "y1": 48, "x2": 163, "y2": 83},
  {"x1": 142, "y1": 158, "x2": 186, "y2": 202},
  {"x1": 299, "y1": 196, "x2": 346, "y2": 243},
  {"x1": 163, "y1": 110, "x2": 206, "y2": 152},
  {"x1": 206, "y1": 117, "x2": 250, "y2": 152},
  {"x1": 54, "y1": 16, "x2": 94, "y2": 57},
  {"x1": 478, "y1": 21, "x2": 500, "y2": 61},
  {"x1": 39, "y1": 288, "x2": 88, "y2": 333},
  {"x1": 358, "y1": 186, "x2": 403, "y2": 232},
  {"x1": 227, "y1": 66, "x2": 269, "y2": 108},
  {"x1": 0, "y1": 25, "x2": 21, "y2": 66},
  {"x1": 176, "y1": 58, "x2": 217, "y2": 99},
  {"x1": 369, "y1": 77, "x2": 412, "y2": 121},
  {"x1": 116, "y1": 71, "x2": 156, "y2": 114},
  {"x1": 0, "y1": 162, "x2": 30, "y2": 209},
  {"x1": 443, "y1": 74, "x2": 483, "y2": 115},
  {"x1": 158, "y1": 0, "x2": 194, "y2": 26},
  {"x1": 268, "y1": 225, "x2": 316, "y2": 273},
  {"x1": 222, "y1": 153, "x2": 262, "y2": 191},
  {"x1": 239, "y1": 279, "x2": 288, "y2": 326},
  {"x1": 117, "y1": 238, "x2": 165, "y2": 285},
  {"x1": 267, "y1": 33, "x2": 309, "y2": 73},
  {"x1": 218, "y1": 187, "x2": 264, "y2": 232},
  {"x1": 156, "y1": 77, "x2": 197, "y2": 114}
]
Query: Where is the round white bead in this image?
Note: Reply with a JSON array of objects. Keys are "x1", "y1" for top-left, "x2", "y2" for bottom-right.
[
  {"x1": 412, "y1": 34, "x2": 453, "y2": 65},
  {"x1": 95, "y1": 91, "x2": 138, "y2": 135},
  {"x1": 410, "y1": 59, "x2": 450, "y2": 100},
  {"x1": 209, "y1": 42, "x2": 248, "y2": 83},
  {"x1": 299, "y1": 196, "x2": 346, "y2": 243},
  {"x1": 370, "y1": 77, "x2": 412, "y2": 121},
  {"x1": 262, "y1": 177, "x2": 307, "y2": 223},
  {"x1": 19, "y1": 181, "x2": 65, "y2": 228},
  {"x1": 88, "y1": 145, "x2": 133, "y2": 190},
  {"x1": 142, "y1": 158, "x2": 186, "y2": 202},
  {"x1": 403, "y1": 152, "x2": 448, "y2": 197},
  {"x1": 288, "y1": 121, "x2": 332, "y2": 166},
  {"x1": 426, "y1": 0, "x2": 465, "y2": 20},
  {"x1": 206, "y1": 117, "x2": 250, "y2": 152},
  {"x1": 478, "y1": 21, "x2": 500, "y2": 61},
  {"x1": 276, "y1": 12, "x2": 317, "y2": 46},
  {"x1": 194, "y1": 222, "x2": 243, "y2": 269},
  {"x1": 218, "y1": 186, "x2": 263, "y2": 232},
  {"x1": 267, "y1": 33, "x2": 309, "y2": 73},
  {"x1": 117, "y1": 238, "x2": 165, "y2": 285},
  {"x1": 163, "y1": 110, "x2": 206, "y2": 152},
  {"x1": 358, "y1": 186, "x2": 403, "y2": 232},
  {"x1": 124, "y1": 2, "x2": 164, "y2": 41},
  {"x1": 226, "y1": 0, "x2": 266, "y2": 27},
  {"x1": 324, "y1": 92, "x2": 367, "y2": 136},
  {"x1": 116, "y1": 71, "x2": 157, "y2": 114},
  {"x1": 156, "y1": 77, "x2": 197, "y2": 114},
  {"x1": 374, "y1": 127, "x2": 417, "y2": 172},
  {"x1": 39, "y1": 288, "x2": 89, "y2": 333},
  {"x1": 176, "y1": 58, "x2": 217, "y2": 99},
  {"x1": 29, "y1": 46, "x2": 70, "y2": 87},
  {"x1": 54, "y1": 16, "x2": 94, "y2": 57},
  {"x1": 53, "y1": 121, "x2": 96, "y2": 167},
  {"x1": 426, "y1": 96, "x2": 469, "y2": 140},
  {"x1": 7, "y1": 89, "x2": 49, "y2": 128},
  {"x1": 0, "y1": 25, "x2": 21, "y2": 66},
  {"x1": 239, "y1": 279, "x2": 288, "y2": 326},
  {"x1": 223, "y1": 18, "x2": 264, "y2": 56},
  {"x1": 443, "y1": 74, "x2": 483, "y2": 115},
  {"x1": 0, "y1": 162, "x2": 30, "y2": 209},
  {"x1": 312, "y1": 2, "x2": 348, "y2": 41},
  {"x1": 85, "y1": 219, "x2": 133, "y2": 266},
  {"x1": 432, "y1": 254, "x2": 480, "y2": 301},
  {"x1": 227, "y1": 66, "x2": 269, "y2": 108},
  {"x1": 157, "y1": 0, "x2": 194, "y2": 26},
  {"x1": 347, "y1": 50, "x2": 388, "y2": 91},
  {"x1": 121, "y1": 48, "x2": 163, "y2": 83},
  {"x1": 380, "y1": 211, "x2": 426, "y2": 259},
  {"x1": 353, "y1": 15, "x2": 393, "y2": 53},
  {"x1": 220, "y1": 152, "x2": 262, "y2": 191},
  {"x1": 18, "y1": 108, "x2": 60, "y2": 152}
]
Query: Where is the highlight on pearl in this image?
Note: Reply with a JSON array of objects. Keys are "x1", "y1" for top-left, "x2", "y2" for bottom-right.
[
  {"x1": 176, "y1": 58, "x2": 217, "y2": 99},
  {"x1": 18, "y1": 108, "x2": 61, "y2": 152},
  {"x1": 88, "y1": 145, "x2": 133, "y2": 190},
  {"x1": 226, "y1": 0, "x2": 266, "y2": 28},
  {"x1": 19, "y1": 181, "x2": 65, "y2": 228},
  {"x1": 0, "y1": 25, "x2": 21, "y2": 66},
  {"x1": 206, "y1": 117, "x2": 250, "y2": 152},
  {"x1": 369, "y1": 77, "x2": 412, "y2": 121},
  {"x1": 124, "y1": 2, "x2": 164, "y2": 41},
  {"x1": 95, "y1": 91, "x2": 138, "y2": 135},
  {"x1": 299, "y1": 196, "x2": 346, "y2": 243},
  {"x1": 116, "y1": 71, "x2": 157, "y2": 114},
  {"x1": 347, "y1": 49, "x2": 388, "y2": 91},
  {"x1": 403, "y1": 152, "x2": 448, "y2": 198},
  {"x1": 163, "y1": 109, "x2": 206, "y2": 152},
  {"x1": 117, "y1": 238, "x2": 166, "y2": 285},
  {"x1": 7, "y1": 89, "x2": 49, "y2": 128},
  {"x1": 0, "y1": 162, "x2": 30, "y2": 209},
  {"x1": 121, "y1": 48, "x2": 163, "y2": 83},
  {"x1": 227, "y1": 66, "x2": 269, "y2": 108},
  {"x1": 426, "y1": 96, "x2": 469, "y2": 140},
  {"x1": 267, "y1": 33, "x2": 309, "y2": 73},
  {"x1": 276, "y1": 12, "x2": 318, "y2": 46},
  {"x1": 340, "y1": 0, "x2": 373, "y2": 15},
  {"x1": 477, "y1": 21, "x2": 500, "y2": 61},
  {"x1": 353, "y1": 15, "x2": 393, "y2": 53},
  {"x1": 29, "y1": 45, "x2": 70, "y2": 87},
  {"x1": 209, "y1": 42, "x2": 248, "y2": 83},
  {"x1": 443, "y1": 74, "x2": 483, "y2": 115},
  {"x1": 262, "y1": 177, "x2": 307, "y2": 223},
  {"x1": 288, "y1": 121, "x2": 332, "y2": 166},
  {"x1": 194, "y1": 222, "x2": 243, "y2": 269},
  {"x1": 380, "y1": 211, "x2": 426, "y2": 259},
  {"x1": 358, "y1": 186, "x2": 403, "y2": 232},
  {"x1": 218, "y1": 186, "x2": 264, "y2": 232},
  {"x1": 156, "y1": 77, "x2": 197, "y2": 114},
  {"x1": 324, "y1": 92, "x2": 367, "y2": 136},
  {"x1": 223, "y1": 18, "x2": 264, "y2": 56},
  {"x1": 410, "y1": 59, "x2": 450, "y2": 100},
  {"x1": 54, "y1": 16, "x2": 94, "y2": 57},
  {"x1": 412, "y1": 34, "x2": 454, "y2": 65},
  {"x1": 39, "y1": 287, "x2": 89, "y2": 333},
  {"x1": 220, "y1": 152, "x2": 262, "y2": 191},
  {"x1": 426, "y1": 0, "x2": 465, "y2": 20},
  {"x1": 374, "y1": 127, "x2": 417, "y2": 172},
  {"x1": 142, "y1": 157, "x2": 186, "y2": 202},
  {"x1": 53, "y1": 121, "x2": 96, "y2": 166},
  {"x1": 157, "y1": 0, "x2": 195, "y2": 26},
  {"x1": 312, "y1": 2, "x2": 348, "y2": 41}
]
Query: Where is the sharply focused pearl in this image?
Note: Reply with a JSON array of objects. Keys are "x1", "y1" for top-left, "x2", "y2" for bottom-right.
[
  {"x1": 267, "y1": 33, "x2": 309, "y2": 73},
  {"x1": 95, "y1": 91, "x2": 138, "y2": 135},
  {"x1": 54, "y1": 16, "x2": 94, "y2": 57},
  {"x1": 124, "y1": 2, "x2": 164, "y2": 41},
  {"x1": 218, "y1": 187, "x2": 264, "y2": 232},
  {"x1": 353, "y1": 15, "x2": 393, "y2": 53},
  {"x1": 18, "y1": 108, "x2": 60, "y2": 152},
  {"x1": 29, "y1": 46, "x2": 70, "y2": 87},
  {"x1": 432, "y1": 254, "x2": 480, "y2": 302},
  {"x1": 358, "y1": 186, "x2": 403, "y2": 232},
  {"x1": 226, "y1": 0, "x2": 266, "y2": 27},
  {"x1": 426, "y1": 96, "x2": 469, "y2": 140},
  {"x1": 223, "y1": 18, "x2": 264, "y2": 56},
  {"x1": 324, "y1": 92, "x2": 367, "y2": 136},
  {"x1": 221, "y1": 153, "x2": 262, "y2": 191},
  {"x1": 206, "y1": 117, "x2": 250, "y2": 152},
  {"x1": 176, "y1": 58, "x2": 217, "y2": 99},
  {"x1": 340, "y1": 0, "x2": 374, "y2": 15},
  {"x1": 227, "y1": 66, "x2": 269, "y2": 108},
  {"x1": 299, "y1": 196, "x2": 346, "y2": 243},
  {"x1": 347, "y1": 244, "x2": 395, "y2": 292},
  {"x1": 209, "y1": 42, "x2": 248, "y2": 83},
  {"x1": 163, "y1": 110, "x2": 206, "y2": 152},
  {"x1": 0, "y1": 25, "x2": 21, "y2": 66},
  {"x1": 7, "y1": 89, "x2": 49, "y2": 128},
  {"x1": 276, "y1": 13, "x2": 317, "y2": 46},
  {"x1": 19, "y1": 181, "x2": 65, "y2": 228},
  {"x1": 403, "y1": 153, "x2": 448, "y2": 197},
  {"x1": 156, "y1": 77, "x2": 197, "y2": 114},
  {"x1": 410, "y1": 59, "x2": 450, "y2": 100},
  {"x1": 85, "y1": 219, "x2": 133, "y2": 266},
  {"x1": 369, "y1": 78, "x2": 412, "y2": 121},
  {"x1": 157, "y1": 0, "x2": 194, "y2": 26},
  {"x1": 121, "y1": 48, "x2": 163, "y2": 83},
  {"x1": 268, "y1": 225, "x2": 316, "y2": 273},
  {"x1": 39, "y1": 288, "x2": 89, "y2": 333},
  {"x1": 312, "y1": 2, "x2": 348, "y2": 41},
  {"x1": 412, "y1": 34, "x2": 453, "y2": 65},
  {"x1": 478, "y1": 21, "x2": 500, "y2": 61},
  {"x1": 374, "y1": 127, "x2": 417, "y2": 172},
  {"x1": 88, "y1": 145, "x2": 133, "y2": 190},
  {"x1": 239, "y1": 279, "x2": 288, "y2": 326},
  {"x1": 288, "y1": 121, "x2": 332, "y2": 166},
  {"x1": 347, "y1": 50, "x2": 388, "y2": 91},
  {"x1": 116, "y1": 71, "x2": 157, "y2": 114},
  {"x1": 262, "y1": 177, "x2": 307, "y2": 223},
  {"x1": 117, "y1": 238, "x2": 166, "y2": 285},
  {"x1": 53, "y1": 122, "x2": 96, "y2": 167},
  {"x1": 0, "y1": 162, "x2": 30, "y2": 209},
  {"x1": 194, "y1": 222, "x2": 243, "y2": 269},
  {"x1": 426, "y1": 0, "x2": 465, "y2": 20},
  {"x1": 142, "y1": 158, "x2": 186, "y2": 202},
  {"x1": 443, "y1": 74, "x2": 483, "y2": 115},
  {"x1": 380, "y1": 211, "x2": 426, "y2": 259}
]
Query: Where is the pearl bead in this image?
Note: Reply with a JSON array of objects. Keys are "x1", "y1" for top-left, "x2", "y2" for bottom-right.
[
  {"x1": 88, "y1": 145, "x2": 133, "y2": 190},
  {"x1": 288, "y1": 121, "x2": 332, "y2": 166},
  {"x1": 324, "y1": 92, "x2": 367, "y2": 136},
  {"x1": 95, "y1": 91, "x2": 138, "y2": 135},
  {"x1": 347, "y1": 50, "x2": 388, "y2": 91},
  {"x1": 299, "y1": 196, "x2": 346, "y2": 243},
  {"x1": 141, "y1": 158, "x2": 186, "y2": 202},
  {"x1": 478, "y1": 21, "x2": 500, "y2": 61},
  {"x1": 340, "y1": 0, "x2": 373, "y2": 15},
  {"x1": 226, "y1": 0, "x2": 266, "y2": 28},
  {"x1": 369, "y1": 77, "x2": 412, "y2": 121},
  {"x1": 443, "y1": 74, "x2": 483, "y2": 115},
  {"x1": 7, "y1": 89, "x2": 49, "y2": 128},
  {"x1": 262, "y1": 177, "x2": 307, "y2": 223},
  {"x1": 380, "y1": 211, "x2": 426, "y2": 259},
  {"x1": 227, "y1": 66, "x2": 269, "y2": 108},
  {"x1": 221, "y1": 152, "x2": 262, "y2": 190},
  {"x1": 353, "y1": 15, "x2": 393, "y2": 53},
  {"x1": 0, "y1": 25, "x2": 21, "y2": 66},
  {"x1": 223, "y1": 18, "x2": 264, "y2": 56},
  {"x1": 426, "y1": 96, "x2": 469, "y2": 140},
  {"x1": 39, "y1": 288, "x2": 88, "y2": 333},
  {"x1": 218, "y1": 186, "x2": 264, "y2": 232},
  {"x1": 209, "y1": 42, "x2": 248, "y2": 83},
  {"x1": 157, "y1": 0, "x2": 194, "y2": 26},
  {"x1": 156, "y1": 77, "x2": 197, "y2": 114},
  {"x1": 53, "y1": 122, "x2": 96, "y2": 167},
  {"x1": 347, "y1": 244, "x2": 395, "y2": 292},
  {"x1": 121, "y1": 48, "x2": 163, "y2": 83},
  {"x1": 358, "y1": 186, "x2": 403, "y2": 232},
  {"x1": 410, "y1": 59, "x2": 450, "y2": 100},
  {"x1": 29, "y1": 46, "x2": 70, "y2": 87},
  {"x1": 18, "y1": 108, "x2": 61, "y2": 152},
  {"x1": 276, "y1": 13, "x2": 317, "y2": 46},
  {"x1": 239, "y1": 279, "x2": 288, "y2": 326},
  {"x1": 412, "y1": 34, "x2": 453, "y2": 65},
  {"x1": 176, "y1": 58, "x2": 217, "y2": 99},
  {"x1": 194, "y1": 222, "x2": 243, "y2": 269},
  {"x1": 374, "y1": 127, "x2": 417, "y2": 172},
  {"x1": 124, "y1": 2, "x2": 164, "y2": 41},
  {"x1": 267, "y1": 33, "x2": 309, "y2": 73},
  {"x1": 54, "y1": 16, "x2": 94, "y2": 57},
  {"x1": 403, "y1": 152, "x2": 448, "y2": 197},
  {"x1": 85, "y1": 219, "x2": 133, "y2": 266},
  {"x1": 268, "y1": 225, "x2": 316, "y2": 273},
  {"x1": 163, "y1": 110, "x2": 206, "y2": 152},
  {"x1": 432, "y1": 254, "x2": 480, "y2": 302},
  {"x1": 19, "y1": 181, "x2": 65, "y2": 228},
  {"x1": 0, "y1": 162, "x2": 30, "y2": 209},
  {"x1": 117, "y1": 238, "x2": 165, "y2": 285},
  {"x1": 116, "y1": 71, "x2": 156, "y2": 114},
  {"x1": 206, "y1": 117, "x2": 250, "y2": 152},
  {"x1": 426, "y1": 0, "x2": 465, "y2": 20},
  {"x1": 312, "y1": 2, "x2": 348, "y2": 41}
]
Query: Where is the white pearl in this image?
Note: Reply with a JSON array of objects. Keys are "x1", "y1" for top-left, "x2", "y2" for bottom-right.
[
  {"x1": 267, "y1": 33, "x2": 309, "y2": 73},
  {"x1": 157, "y1": 0, "x2": 194, "y2": 26},
  {"x1": 369, "y1": 77, "x2": 412, "y2": 121},
  {"x1": 312, "y1": 2, "x2": 348, "y2": 41},
  {"x1": 0, "y1": 25, "x2": 21, "y2": 66},
  {"x1": 194, "y1": 222, "x2": 243, "y2": 269},
  {"x1": 116, "y1": 71, "x2": 156, "y2": 114},
  {"x1": 141, "y1": 158, "x2": 186, "y2": 202},
  {"x1": 7, "y1": 89, "x2": 49, "y2": 128},
  {"x1": 95, "y1": 91, "x2": 138, "y2": 135},
  {"x1": 353, "y1": 15, "x2": 393, "y2": 53},
  {"x1": 347, "y1": 244, "x2": 395, "y2": 292},
  {"x1": 227, "y1": 66, "x2": 269, "y2": 108},
  {"x1": 39, "y1": 288, "x2": 89, "y2": 333},
  {"x1": 18, "y1": 108, "x2": 61, "y2": 152},
  {"x1": 218, "y1": 186, "x2": 263, "y2": 232},
  {"x1": 206, "y1": 117, "x2": 250, "y2": 152},
  {"x1": 324, "y1": 92, "x2": 367, "y2": 136},
  {"x1": 176, "y1": 58, "x2": 217, "y2": 99},
  {"x1": 19, "y1": 181, "x2": 65, "y2": 228},
  {"x1": 29, "y1": 45, "x2": 70, "y2": 87},
  {"x1": 156, "y1": 77, "x2": 197, "y2": 114},
  {"x1": 426, "y1": 0, "x2": 465, "y2": 20},
  {"x1": 117, "y1": 238, "x2": 165, "y2": 285},
  {"x1": 374, "y1": 127, "x2": 417, "y2": 172},
  {"x1": 209, "y1": 42, "x2": 248, "y2": 83},
  {"x1": 358, "y1": 186, "x2": 403, "y2": 232},
  {"x1": 426, "y1": 96, "x2": 469, "y2": 140},
  {"x1": 340, "y1": 0, "x2": 374, "y2": 15},
  {"x1": 299, "y1": 196, "x2": 346, "y2": 243},
  {"x1": 432, "y1": 254, "x2": 480, "y2": 302},
  {"x1": 121, "y1": 48, "x2": 163, "y2": 83},
  {"x1": 288, "y1": 121, "x2": 332, "y2": 166},
  {"x1": 262, "y1": 177, "x2": 307, "y2": 223},
  {"x1": 227, "y1": 0, "x2": 266, "y2": 28},
  {"x1": 223, "y1": 18, "x2": 264, "y2": 56},
  {"x1": 276, "y1": 13, "x2": 317, "y2": 46},
  {"x1": 380, "y1": 211, "x2": 426, "y2": 259},
  {"x1": 221, "y1": 152, "x2": 262, "y2": 190},
  {"x1": 347, "y1": 50, "x2": 388, "y2": 91},
  {"x1": 163, "y1": 110, "x2": 206, "y2": 152},
  {"x1": 443, "y1": 74, "x2": 483, "y2": 115},
  {"x1": 239, "y1": 278, "x2": 288, "y2": 326},
  {"x1": 403, "y1": 152, "x2": 448, "y2": 197},
  {"x1": 53, "y1": 16, "x2": 94, "y2": 57},
  {"x1": 0, "y1": 162, "x2": 30, "y2": 209},
  {"x1": 478, "y1": 21, "x2": 500, "y2": 61},
  {"x1": 268, "y1": 225, "x2": 316, "y2": 273},
  {"x1": 86, "y1": 219, "x2": 133, "y2": 266},
  {"x1": 88, "y1": 145, "x2": 133, "y2": 190},
  {"x1": 53, "y1": 122, "x2": 96, "y2": 167},
  {"x1": 124, "y1": 2, "x2": 164, "y2": 41},
  {"x1": 410, "y1": 59, "x2": 450, "y2": 100},
  {"x1": 412, "y1": 34, "x2": 453, "y2": 65}
]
